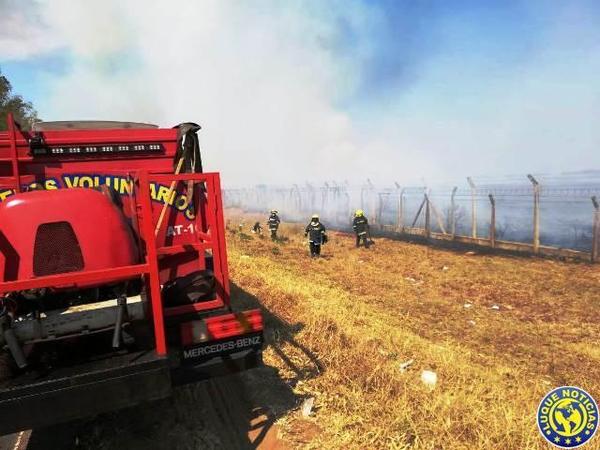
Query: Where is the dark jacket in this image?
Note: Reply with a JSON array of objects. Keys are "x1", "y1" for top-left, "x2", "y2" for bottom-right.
[
  {"x1": 305, "y1": 220, "x2": 327, "y2": 244},
  {"x1": 268, "y1": 214, "x2": 280, "y2": 230},
  {"x1": 353, "y1": 216, "x2": 369, "y2": 235}
]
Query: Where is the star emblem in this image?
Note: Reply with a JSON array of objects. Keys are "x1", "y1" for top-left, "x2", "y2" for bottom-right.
[
  {"x1": 554, "y1": 436, "x2": 561, "y2": 443},
  {"x1": 576, "y1": 437, "x2": 582, "y2": 443},
  {"x1": 565, "y1": 438, "x2": 571, "y2": 445}
]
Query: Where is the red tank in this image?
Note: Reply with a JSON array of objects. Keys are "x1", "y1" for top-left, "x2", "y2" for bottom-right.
[{"x1": 0, "y1": 188, "x2": 138, "y2": 287}]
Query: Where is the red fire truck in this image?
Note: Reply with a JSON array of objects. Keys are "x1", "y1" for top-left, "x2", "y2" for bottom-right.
[{"x1": 0, "y1": 114, "x2": 263, "y2": 434}]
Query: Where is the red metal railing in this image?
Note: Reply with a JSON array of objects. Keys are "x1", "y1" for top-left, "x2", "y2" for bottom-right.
[
  {"x1": 0, "y1": 114, "x2": 231, "y2": 357},
  {"x1": 7, "y1": 114, "x2": 21, "y2": 193},
  {"x1": 148, "y1": 172, "x2": 230, "y2": 317}
]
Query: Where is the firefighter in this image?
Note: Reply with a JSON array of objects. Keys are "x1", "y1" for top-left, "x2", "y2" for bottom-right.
[
  {"x1": 252, "y1": 221, "x2": 263, "y2": 234},
  {"x1": 267, "y1": 210, "x2": 281, "y2": 240},
  {"x1": 353, "y1": 209, "x2": 370, "y2": 248},
  {"x1": 305, "y1": 214, "x2": 328, "y2": 257}
]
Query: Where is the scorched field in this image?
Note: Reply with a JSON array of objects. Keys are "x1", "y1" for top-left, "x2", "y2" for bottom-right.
[
  {"x1": 23, "y1": 213, "x2": 600, "y2": 450},
  {"x1": 221, "y1": 214, "x2": 600, "y2": 449}
]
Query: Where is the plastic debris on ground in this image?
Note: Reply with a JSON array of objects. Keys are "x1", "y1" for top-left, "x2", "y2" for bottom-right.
[
  {"x1": 398, "y1": 359, "x2": 415, "y2": 373},
  {"x1": 301, "y1": 397, "x2": 315, "y2": 417},
  {"x1": 421, "y1": 370, "x2": 438, "y2": 390}
]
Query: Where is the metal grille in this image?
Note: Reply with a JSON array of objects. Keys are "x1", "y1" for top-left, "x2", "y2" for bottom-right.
[{"x1": 33, "y1": 222, "x2": 84, "y2": 276}]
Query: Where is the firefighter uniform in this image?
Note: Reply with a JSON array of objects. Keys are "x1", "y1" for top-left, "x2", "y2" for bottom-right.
[
  {"x1": 305, "y1": 215, "x2": 327, "y2": 257},
  {"x1": 267, "y1": 210, "x2": 281, "y2": 240},
  {"x1": 353, "y1": 210, "x2": 370, "y2": 248}
]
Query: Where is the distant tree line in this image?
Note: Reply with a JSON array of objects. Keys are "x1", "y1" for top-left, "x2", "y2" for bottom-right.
[{"x1": 0, "y1": 68, "x2": 39, "y2": 131}]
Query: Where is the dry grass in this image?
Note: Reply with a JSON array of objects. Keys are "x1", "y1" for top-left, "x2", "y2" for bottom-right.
[{"x1": 227, "y1": 214, "x2": 600, "y2": 450}]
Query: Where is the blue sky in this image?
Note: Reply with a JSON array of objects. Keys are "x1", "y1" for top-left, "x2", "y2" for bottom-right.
[
  {"x1": 1, "y1": 0, "x2": 599, "y2": 185},
  {"x1": 1, "y1": 52, "x2": 69, "y2": 104},
  {"x1": 2, "y1": 1, "x2": 543, "y2": 107}
]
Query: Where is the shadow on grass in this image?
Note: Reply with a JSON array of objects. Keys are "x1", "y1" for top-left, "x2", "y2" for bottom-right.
[
  {"x1": 231, "y1": 282, "x2": 324, "y2": 383},
  {"x1": 24, "y1": 283, "x2": 323, "y2": 450}
]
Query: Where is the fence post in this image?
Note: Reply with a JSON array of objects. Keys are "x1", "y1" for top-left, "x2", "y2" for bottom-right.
[
  {"x1": 294, "y1": 184, "x2": 302, "y2": 212},
  {"x1": 311, "y1": 184, "x2": 316, "y2": 213},
  {"x1": 321, "y1": 182, "x2": 329, "y2": 212},
  {"x1": 424, "y1": 192, "x2": 431, "y2": 239},
  {"x1": 360, "y1": 183, "x2": 366, "y2": 214},
  {"x1": 428, "y1": 195, "x2": 447, "y2": 234},
  {"x1": 394, "y1": 182, "x2": 402, "y2": 233},
  {"x1": 467, "y1": 177, "x2": 477, "y2": 239},
  {"x1": 342, "y1": 180, "x2": 350, "y2": 221},
  {"x1": 367, "y1": 179, "x2": 376, "y2": 226},
  {"x1": 451, "y1": 186, "x2": 458, "y2": 238},
  {"x1": 400, "y1": 189, "x2": 406, "y2": 233},
  {"x1": 411, "y1": 196, "x2": 426, "y2": 228},
  {"x1": 528, "y1": 174, "x2": 540, "y2": 254},
  {"x1": 592, "y1": 196, "x2": 600, "y2": 263},
  {"x1": 331, "y1": 181, "x2": 339, "y2": 222},
  {"x1": 377, "y1": 193, "x2": 385, "y2": 230},
  {"x1": 489, "y1": 193, "x2": 496, "y2": 248}
]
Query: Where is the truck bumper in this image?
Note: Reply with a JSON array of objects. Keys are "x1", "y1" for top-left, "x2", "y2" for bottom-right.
[
  {"x1": 0, "y1": 310, "x2": 264, "y2": 435},
  {"x1": 171, "y1": 346, "x2": 263, "y2": 385},
  {"x1": 0, "y1": 350, "x2": 171, "y2": 435},
  {"x1": 172, "y1": 310, "x2": 264, "y2": 384}
]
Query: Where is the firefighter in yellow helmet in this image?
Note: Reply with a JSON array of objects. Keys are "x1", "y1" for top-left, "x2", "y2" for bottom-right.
[
  {"x1": 304, "y1": 214, "x2": 327, "y2": 257},
  {"x1": 353, "y1": 209, "x2": 370, "y2": 248},
  {"x1": 267, "y1": 209, "x2": 281, "y2": 240}
]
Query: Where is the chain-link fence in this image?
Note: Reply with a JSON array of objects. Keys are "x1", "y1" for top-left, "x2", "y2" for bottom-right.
[{"x1": 223, "y1": 173, "x2": 600, "y2": 261}]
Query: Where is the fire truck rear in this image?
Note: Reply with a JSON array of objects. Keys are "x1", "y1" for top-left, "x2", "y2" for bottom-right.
[{"x1": 0, "y1": 115, "x2": 263, "y2": 434}]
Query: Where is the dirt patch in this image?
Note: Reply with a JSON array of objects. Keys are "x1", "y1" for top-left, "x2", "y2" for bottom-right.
[
  {"x1": 248, "y1": 414, "x2": 287, "y2": 450},
  {"x1": 282, "y1": 419, "x2": 321, "y2": 447}
]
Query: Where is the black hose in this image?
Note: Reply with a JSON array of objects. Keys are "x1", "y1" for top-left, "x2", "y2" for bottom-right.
[
  {"x1": 4, "y1": 328, "x2": 27, "y2": 369},
  {"x1": 112, "y1": 295, "x2": 127, "y2": 349},
  {"x1": 0, "y1": 305, "x2": 27, "y2": 369}
]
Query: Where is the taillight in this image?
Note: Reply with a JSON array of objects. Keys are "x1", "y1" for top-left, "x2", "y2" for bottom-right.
[{"x1": 180, "y1": 309, "x2": 263, "y2": 345}]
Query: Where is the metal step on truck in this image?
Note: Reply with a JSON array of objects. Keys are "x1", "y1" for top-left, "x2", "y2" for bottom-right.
[{"x1": 0, "y1": 114, "x2": 263, "y2": 434}]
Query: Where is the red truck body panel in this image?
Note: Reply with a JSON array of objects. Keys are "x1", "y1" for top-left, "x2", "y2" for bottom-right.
[
  {"x1": 0, "y1": 123, "x2": 205, "y2": 285},
  {"x1": 0, "y1": 188, "x2": 138, "y2": 286},
  {"x1": 0, "y1": 114, "x2": 262, "y2": 356}
]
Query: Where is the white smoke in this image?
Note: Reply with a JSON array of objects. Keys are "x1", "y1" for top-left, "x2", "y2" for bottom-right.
[
  {"x1": 1, "y1": 0, "x2": 599, "y2": 187},
  {"x1": 0, "y1": 0, "x2": 62, "y2": 59},
  {"x1": 1, "y1": 0, "x2": 374, "y2": 186}
]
